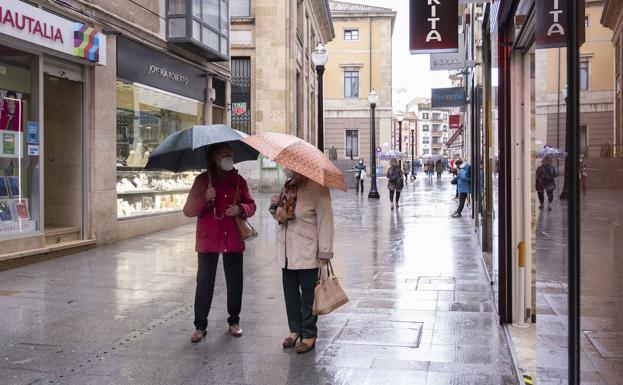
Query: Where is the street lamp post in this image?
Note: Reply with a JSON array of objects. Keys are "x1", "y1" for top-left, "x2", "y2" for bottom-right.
[
  {"x1": 411, "y1": 126, "x2": 416, "y2": 179},
  {"x1": 312, "y1": 42, "x2": 329, "y2": 152},
  {"x1": 397, "y1": 113, "x2": 404, "y2": 169},
  {"x1": 368, "y1": 90, "x2": 380, "y2": 199}
]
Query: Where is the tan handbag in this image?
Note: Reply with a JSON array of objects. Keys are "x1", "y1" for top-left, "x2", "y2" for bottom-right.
[
  {"x1": 313, "y1": 260, "x2": 349, "y2": 315},
  {"x1": 235, "y1": 179, "x2": 258, "y2": 241}
]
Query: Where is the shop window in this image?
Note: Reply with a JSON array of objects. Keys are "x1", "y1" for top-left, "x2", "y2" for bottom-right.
[
  {"x1": 580, "y1": 61, "x2": 589, "y2": 90},
  {"x1": 231, "y1": 57, "x2": 251, "y2": 134},
  {"x1": 344, "y1": 29, "x2": 359, "y2": 40},
  {"x1": 344, "y1": 71, "x2": 359, "y2": 98},
  {"x1": 0, "y1": 50, "x2": 39, "y2": 238},
  {"x1": 166, "y1": 0, "x2": 230, "y2": 61},
  {"x1": 116, "y1": 80, "x2": 204, "y2": 219},
  {"x1": 345, "y1": 130, "x2": 359, "y2": 157},
  {"x1": 231, "y1": 0, "x2": 249, "y2": 17}
]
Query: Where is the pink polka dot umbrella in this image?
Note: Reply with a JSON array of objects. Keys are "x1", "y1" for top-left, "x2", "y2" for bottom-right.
[{"x1": 242, "y1": 132, "x2": 347, "y2": 192}]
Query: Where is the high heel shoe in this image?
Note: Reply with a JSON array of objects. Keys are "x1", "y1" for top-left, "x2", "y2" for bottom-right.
[
  {"x1": 296, "y1": 337, "x2": 316, "y2": 354},
  {"x1": 282, "y1": 333, "x2": 301, "y2": 348}
]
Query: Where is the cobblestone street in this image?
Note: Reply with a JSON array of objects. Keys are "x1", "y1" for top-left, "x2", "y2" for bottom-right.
[{"x1": 0, "y1": 176, "x2": 518, "y2": 385}]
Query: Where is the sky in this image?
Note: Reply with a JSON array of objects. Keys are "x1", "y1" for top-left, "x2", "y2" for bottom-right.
[{"x1": 341, "y1": 0, "x2": 452, "y2": 111}]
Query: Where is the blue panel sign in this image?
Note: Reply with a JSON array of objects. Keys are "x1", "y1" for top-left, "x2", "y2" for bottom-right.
[
  {"x1": 431, "y1": 87, "x2": 466, "y2": 108},
  {"x1": 27, "y1": 121, "x2": 39, "y2": 145}
]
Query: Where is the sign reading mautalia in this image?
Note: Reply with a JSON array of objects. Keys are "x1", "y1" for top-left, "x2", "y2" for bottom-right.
[
  {"x1": 0, "y1": 0, "x2": 106, "y2": 64},
  {"x1": 431, "y1": 87, "x2": 466, "y2": 108},
  {"x1": 536, "y1": 0, "x2": 585, "y2": 49},
  {"x1": 410, "y1": 0, "x2": 459, "y2": 54}
]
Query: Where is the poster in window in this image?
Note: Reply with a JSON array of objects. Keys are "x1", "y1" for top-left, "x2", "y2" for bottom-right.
[
  {"x1": 0, "y1": 200, "x2": 12, "y2": 221},
  {"x1": 0, "y1": 130, "x2": 21, "y2": 158},
  {"x1": 0, "y1": 177, "x2": 8, "y2": 198},
  {"x1": 6, "y1": 176, "x2": 19, "y2": 197},
  {"x1": 0, "y1": 91, "x2": 23, "y2": 132},
  {"x1": 15, "y1": 199, "x2": 29, "y2": 219}
]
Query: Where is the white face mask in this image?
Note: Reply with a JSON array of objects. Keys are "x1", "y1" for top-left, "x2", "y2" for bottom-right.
[
  {"x1": 220, "y1": 156, "x2": 234, "y2": 171},
  {"x1": 283, "y1": 167, "x2": 294, "y2": 179},
  {"x1": 359, "y1": 160, "x2": 363, "y2": 164}
]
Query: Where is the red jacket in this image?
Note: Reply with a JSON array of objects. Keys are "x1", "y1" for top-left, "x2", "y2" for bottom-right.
[{"x1": 183, "y1": 170, "x2": 256, "y2": 253}]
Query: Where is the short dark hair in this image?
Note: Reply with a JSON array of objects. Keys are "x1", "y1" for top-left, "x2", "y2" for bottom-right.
[{"x1": 456, "y1": 160, "x2": 463, "y2": 165}]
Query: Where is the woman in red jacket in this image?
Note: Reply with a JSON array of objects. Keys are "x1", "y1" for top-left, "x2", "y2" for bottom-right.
[{"x1": 183, "y1": 144, "x2": 256, "y2": 343}]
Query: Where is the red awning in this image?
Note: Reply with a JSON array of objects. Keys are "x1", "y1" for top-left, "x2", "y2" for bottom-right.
[{"x1": 445, "y1": 125, "x2": 464, "y2": 147}]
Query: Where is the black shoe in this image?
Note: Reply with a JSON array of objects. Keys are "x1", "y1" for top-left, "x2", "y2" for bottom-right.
[{"x1": 451, "y1": 212, "x2": 462, "y2": 218}]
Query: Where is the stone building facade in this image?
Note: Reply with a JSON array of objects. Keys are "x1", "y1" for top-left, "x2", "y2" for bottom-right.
[
  {"x1": 323, "y1": 1, "x2": 395, "y2": 169},
  {"x1": 229, "y1": 0, "x2": 334, "y2": 140}
]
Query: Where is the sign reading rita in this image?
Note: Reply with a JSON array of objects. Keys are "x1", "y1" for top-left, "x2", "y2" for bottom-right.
[{"x1": 410, "y1": 0, "x2": 458, "y2": 54}]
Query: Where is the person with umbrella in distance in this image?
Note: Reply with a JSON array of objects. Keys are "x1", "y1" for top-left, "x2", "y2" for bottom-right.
[
  {"x1": 387, "y1": 158, "x2": 404, "y2": 210},
  {"x1": 536, "y1": 156, "x2": 557, "y2": 211},
  {"x1": 242, "y1": 133, "x2": 343, "y2": 355}
]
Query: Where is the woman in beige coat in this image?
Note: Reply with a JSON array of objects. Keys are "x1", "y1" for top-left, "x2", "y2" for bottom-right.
[{"x1": 270, "y1": 168, "x2": 334, "y2": 354}]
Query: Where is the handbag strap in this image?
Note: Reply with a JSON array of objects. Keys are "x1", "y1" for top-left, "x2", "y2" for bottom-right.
[{"x1": 317, "y1": 260, "x2": 335, "y2": 281}]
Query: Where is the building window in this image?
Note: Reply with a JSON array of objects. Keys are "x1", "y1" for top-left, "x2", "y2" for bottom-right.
[
  {"x1": 423, "y1": 137, "x2": 430, "y2": 144},
  {"x1": 443, "y1": 113, "x2": 448, "y2": 120},
  {"x1": 443, "y1": 125, "x2": 448, "y2": 131},
  {"x1": 166, "y1": 0, "x2": 230, "y2": 60},
  {"x1": 432, "y1": 137, "x2": 440, "y2": 144},
  {"x1": 580, "y1": 61, "x2": 589, "y2": 90},
  {"x1": 433, "y1": 124, "x2": 441, "y2": 131},
  {"x1": 584, "y1": 15, "x2": 589, "y2": 28},
  {"x1": 423, "y1": 125, "x2": 429, "y2": 131},
  {"x1": 422, "y1": 112, "x2": 429, "y2": 119},
  {"x1": 432, "y1": 149, "x2": 440, "y2": 155},
  {"x1": 423, "y1": 149, "x2": 430, "y2": 155},
  {"x1": 231, "y1": 57, "x2": 251, "y2": 134},
  {"x1": 432, "y1": 113, "x2": 441, "y2": 120},
  {"x1": 346, "y1": 130, "x2": 359, "y2": 157},
  {"x1": 443, "y1": 137, "x2": 448, "y2": 143},
  {"x1": 344, "y1": 29, "x2": 359, "y2": 40},
  {"x1": 231, "y1": 0, "x2": 249, "y2": 17},
  {"x1": 344, "y1": 71, "x2": 359, "y2": 98}
]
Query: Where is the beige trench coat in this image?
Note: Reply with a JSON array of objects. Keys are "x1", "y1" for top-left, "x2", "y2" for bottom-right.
[{"x1": 276, "y1": 180, "x2": 334, "y2": 270}]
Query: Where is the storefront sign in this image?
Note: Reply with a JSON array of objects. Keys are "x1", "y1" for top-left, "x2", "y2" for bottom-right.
[
  {"x1": 231, "y1": 102, "x2": 247, "y2": 116},
  {"x1": 536, "y1": 0, "x2": 585, "y2": 49},
  {"x1": 449, "y1": 114, "x2": 462, "y2": 129},
  {"x1": 0, "y1": 0, "x2": 106, "y2": 64},
  {"x1": 117, "y1": 37, "x2": 206, "y2": 101},
  {"x1": 26, "y1": 121, "x2": 39, "y2": 145},
  {"x1": 0, "y1": 219, "x2": 36, "y2": 233},
  {"x1": 27, "y1": 145, "x2": 39, "y2": 156},
  {"x1": 410, "y1": 0, "x2": 459, "y2": 54},
  {"x1": 430, "y1": 39, "x2": 465, "y2": 71},
  {"x1": 431, "y1": 87, "x2": 466, "y2": 108}
]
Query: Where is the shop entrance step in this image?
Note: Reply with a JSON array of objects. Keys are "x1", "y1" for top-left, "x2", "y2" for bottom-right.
[
  {"x1": 44, "y1": 226, "x2": 81, "y2": 245},
  {"x1": 0, "y1": 239, "x2": 96, "y2": 271}
]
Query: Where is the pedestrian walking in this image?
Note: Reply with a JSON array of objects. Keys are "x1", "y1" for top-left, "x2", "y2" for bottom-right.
[
  {"x1": 387, "y1": 158, "x2": 404, "y2": 210},
  {"x1": 435, "y1": 159, "x2": 444, "y2": 180},
  {"x1": 536, "y1": 156, "x2": 557, "y2": 211},
  {"x1": 403, "y1": 160, "x2": 410, "y2": 182},
  {"x1": 353, "y1": 158, "x2": 366, "y2": 194},
  {"x1": 184, "y1": 144, "x2": 257, "y2": 343},
  {"x1": 423, "y1": 161, "x2": 430, "y2": 178},
  {"x1": 451, "y1": 160, "x2": 471, "y2": 218},
  {"x1": 270, "y1": 169, "x2": 334, "y2": 354}
]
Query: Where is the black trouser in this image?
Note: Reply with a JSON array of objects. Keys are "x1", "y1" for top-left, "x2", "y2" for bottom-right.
[
  {"x1": 437, "y1": 172, "x2": 442, "y2": 179},
  {"x1": 282, "y1": 268, "x2": 318, "y2": 339},
  {"x1": 538, "y1": 190, "x2": 554, "y2": 206},
  {"x1": 194, "y1": 252, "x2": 243, "y2": 331},
  {"x1": 356, "y1": 178, "x2": 364, "y2": 193},
  {"x1": 457, "y1": 192, "x2": 468, "y2": 214},
  {"x1": 389, "y1": 189, "x2": 401, "y2": 203}
]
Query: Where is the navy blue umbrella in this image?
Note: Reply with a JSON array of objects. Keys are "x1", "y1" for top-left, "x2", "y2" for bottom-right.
[{"x1": 145, "y1": 125, "x2": 259, "y2": 172}]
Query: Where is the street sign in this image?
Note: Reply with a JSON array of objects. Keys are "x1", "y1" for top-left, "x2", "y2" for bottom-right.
[
  {"x1": 231, "y1": 102, "x2": 247, "y2": 116},
  {"x1": 431, "y1": 88, "x2": 466, "y2": 108},
  {"x1": 430, "y1": 39, "x2": 465, "y2": 71},
  {"x1": 410, "y1": 0, "x2": 459, "y2": 54},
  {"x1": 449, "y1": 115, "x2": 462, "y2": 129}
]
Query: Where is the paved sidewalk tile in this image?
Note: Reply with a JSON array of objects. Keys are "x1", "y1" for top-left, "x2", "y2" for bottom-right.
[{"x1": 0, "y1": 176, "x2": 518, "y2": 385}]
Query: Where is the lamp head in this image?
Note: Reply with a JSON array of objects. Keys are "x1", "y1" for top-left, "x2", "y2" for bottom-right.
[
  {"x1": 368, "y1": 89, "x2": 378, "y2": 106},
  {"x1": 397, "y1": 113, "x2": 404, "y2": 123},
  {"x1": 312, "y1": 42, "x2": 329, "y2": 67}
]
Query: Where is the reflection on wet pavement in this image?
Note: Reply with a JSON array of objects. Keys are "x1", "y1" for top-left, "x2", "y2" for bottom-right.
[{"x1": 0, "y1": 176, "x2": 518, "y2": 385}]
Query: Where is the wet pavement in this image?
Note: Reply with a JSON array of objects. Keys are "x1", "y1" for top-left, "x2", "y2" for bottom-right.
[
  {"x1": 0, "y1": 174, "x2": 518, "y2": 385},
  {"x1": 537, "y1": 182, "x2": 623, "y2": 385}
]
